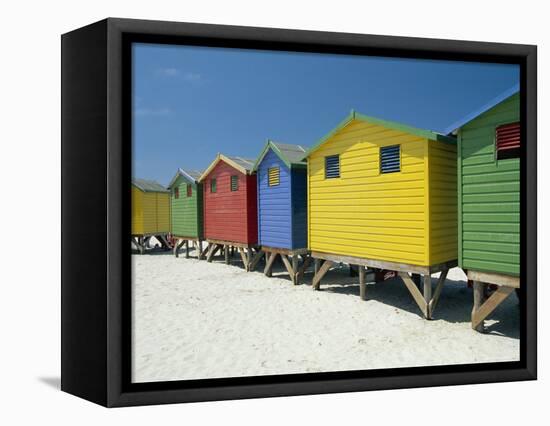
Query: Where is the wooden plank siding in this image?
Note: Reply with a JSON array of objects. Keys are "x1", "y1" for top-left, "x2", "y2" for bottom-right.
[
  {"x1": 308, "y1": 119, "x2": 429, "y2": 265},
  {"x1": 131, "y1": 185, "x2": 144, "y2": 235},
  {"x1": 169, "y1": 174, "x2": 203, "y2": 238},
  {"x1": 202, "y1": 160, "x2": 258, "y2": 244},
  {"x1": 458, "y1": 93, "x2": 520, "y2": 276},
  {"x1": 257, "y1": 149, "x2": 293, "y2": 248},
  {"x1": 131, "y1": 185, "x2": 171, "y2": 235},
  {"x1": 307, "y1": 118, "x2": 457, "y2": 267},
  {"x1": 428, "y1": 139, "x2": 458, "y2": 264},
  {"x1": 256, "y1": 148, "x2": 308, "y2": 250}
]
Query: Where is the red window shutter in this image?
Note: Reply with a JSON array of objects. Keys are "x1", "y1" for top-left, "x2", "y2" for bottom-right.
[
  {"x1": 187, "y1": 184, "x2": 192, "y2": 197},
  {"x1": 496, "y1": 122, "x2": 520, "y2": 154}
]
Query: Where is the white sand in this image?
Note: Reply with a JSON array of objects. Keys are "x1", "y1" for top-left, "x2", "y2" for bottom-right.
[{"x1": 132, "y1": 247, "x2": 519, "y2": 383}]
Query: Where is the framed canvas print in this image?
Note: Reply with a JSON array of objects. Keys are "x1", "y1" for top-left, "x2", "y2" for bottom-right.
[{"x1": 61, "y1": 18, "x2": 537, "y2": 407}]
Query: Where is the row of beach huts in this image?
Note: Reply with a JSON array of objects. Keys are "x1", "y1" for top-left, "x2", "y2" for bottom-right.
[{"x1": 131, "y1": 86, "x2": 520, "y2": 332}]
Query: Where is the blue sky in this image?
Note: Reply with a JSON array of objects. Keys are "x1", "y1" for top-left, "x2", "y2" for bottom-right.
[{"x1": 133, "y1": 43, "x2": 519, "y2": 184}]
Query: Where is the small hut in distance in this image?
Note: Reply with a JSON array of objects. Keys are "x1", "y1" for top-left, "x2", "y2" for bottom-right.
[
  {"x1": 131, "y1": 178, "x2": 171, "y2": 254},
  {"x1": 199, "y1": 154, "x2": 259, "y2": 270},
  {"x1": 167, "y1": 168, "x2": 204, "y2": 259}
]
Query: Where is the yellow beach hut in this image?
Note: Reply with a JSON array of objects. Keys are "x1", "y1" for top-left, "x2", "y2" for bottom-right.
[
  {"x1": 131, "y1": 178, "x2": 171, "y2": 254},
  {"x1": 305, "y1": 111, "x2": 458, "y2": 319}
]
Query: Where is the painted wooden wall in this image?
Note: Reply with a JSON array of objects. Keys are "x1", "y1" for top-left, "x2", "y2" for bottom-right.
[
  {"x1": 170, "y1": 175, "x2": 203, "y2": 238},
  {"x1": 428, "y1": 140, "x2": 458, "y2": 264},
  {"x1": 458, "y1": 93, "x2": 520, "y2": 276},
  {"x1": 307, "y1": 118, "x2": 457, "y2": 266},
  {"x1": 256, "y1": 149, "x2": 308, "y2": 249},
  {"x1": 203, "y1": 161, "x2": 258, "y2": 244},
  {"x1": 131, "y1": 186, "x2": 171, "y2": 235},
  {"x1": 257, "y1": 149, "x2": 292, "y2": 248}
]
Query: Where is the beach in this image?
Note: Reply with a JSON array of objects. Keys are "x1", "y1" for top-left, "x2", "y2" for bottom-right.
[{"x1": 132, "y1": 245, "x2": 520, "y2": 383}]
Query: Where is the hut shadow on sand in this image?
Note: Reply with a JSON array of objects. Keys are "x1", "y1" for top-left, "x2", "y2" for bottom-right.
[{"x1": 300, "y1": 265, "x2": 519, "y2": 339}]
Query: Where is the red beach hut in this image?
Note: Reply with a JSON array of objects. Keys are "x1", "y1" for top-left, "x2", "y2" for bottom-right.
[{"x1": 199, "y1": 154, "x2": 259, "y2": 269}]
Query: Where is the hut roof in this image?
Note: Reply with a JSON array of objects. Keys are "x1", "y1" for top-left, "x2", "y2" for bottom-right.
[
  {"x1": 303, "y1": 110, "x2": 456, "y2": 159},
  {"x1": 167, "y1": 168, "x2": 203, "y2": 188},
  {"x1": 252, "y1": 141, "x2": 307, "y2": 171},
  {"x1": 132, "y1": 178, "x2": 169, "y2": 193},
  {"x1": 199, "y1": 154, "x2": 255, "y2": 182},
  {"x1": 442, "y1": 84, "x2": 520, "y2": 134}
]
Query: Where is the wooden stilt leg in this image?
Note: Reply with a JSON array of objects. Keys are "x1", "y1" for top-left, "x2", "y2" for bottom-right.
[
  {"x1": 238, "y1": 247, "x2": 249, "y2": 271},
  {"x1": 399, "y1": 272, "x2": 428, "y2": 318},
  {"x1": 472, "y1": 281, "x2": 487, "y2": 332},
  {"x1": 359, "y1": 265, "x2": 366, "y2": 301},
  {"x1": 472, "y1": 285, "x2": 514, "y2": 331},
  {"x1": 225, "y1": 245, "x2": 230, "y2": 264},
  {"x1": 185, "y1": 240, "x2": 190, "y2": 258},
  {"x1": 292, "y1": 255, "x2": 299, "y2": 285},
  {"x1": 249, "y1": 250, "x2": 265, "y2": 272},
  {"x1": 198, "y1": 240, "x2": 204, "y2": 259},
  {"x1": 428, "y1": 268, "x2": 448, "y2": 316},
  {"x1": 264, "y1": 253, "x2": 276, "y2": 277},
  {"x1": 424, "y1": 274, "x2": 432, "y2": 319},
  {"x1": 206, "y1": 244, "x2": 221, "y2": 262},
  {"x1": 314, "y1": 259, "x2": 321, "y2": 275},
  {"x1": 280, "y1": 254, "x2": 295, "y2": 283},
  {"x1": 312, "y1": 260, "x2": 333, "y2": 290},
  {"x1": 297, "y1": 254, "x2": 312, "y2": 284},
  {"x1": 174, "y1": 239, "x2": 185, "y2": 258}
]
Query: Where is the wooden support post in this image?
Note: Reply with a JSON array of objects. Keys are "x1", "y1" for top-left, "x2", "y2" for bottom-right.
[
  {"x1": 225, "y1": 245, "x2": 230, "y2": 264},
  {"x1": 423, "y1": 274, "x2": 432, "y2": 319},
  {"x1": 359, "y1": 265, "x2": 366, "y2": 301},
  {"x1": 138, "y1": 237, "x2": 145, "y2": 255},
  {"x1": 399, "y1": 272, "x2": 428, "y2": 318},
  {"x1": 472, "y1": 281, "x2": 487, "y2": 332},
  {"x1": 312, "y1": 260, "x2": 333, "y2": 290},
  {"x1": 238, "y1": 247, "x2": 249, "y2": 271},
  {"x1": 205, "y1": 244, "x2": 215, "y2": 262},
  {"x1": 280, "y1": 254, "x2": 295, "y2": 283},
  {"x1": 264, "y1": 252, "x2": 277, "y2": 277},
  {"x1": 297, "y1": 254, "x2": 312, "y2": 284},
  {"x1": 245, "y1": 247, "x2": 251, "y2": 269},
  {"x1": 292, "y1": 255, "x2": 299, "y2": 285},
  {"x1": 174, "y1": 239, "x2": 185, "y2": 258},
  {"x1": 206, "y1": 244, "x2": 221, "y2": 262},
  {"x1": 428, "y1": 268, "x2": 448, "y2": 317},
  {"x1": 185, "y1": 240, "x2": 190, "y2": 259},
  {"x1": 249, "y1": 250, "x2": 265, "y2": 272},
  {"x1": 199, "y1": 242, "x2": 209, "y2": 260},
  {"x1": 198, "y1": 240, "x2": 204, "y2": 260},
  {"x1": 314, "y1": 258, "x2": 321, "y2": 275},
  {"x1": 471, "y1": 285, "x2": 514, "y2": 331}
]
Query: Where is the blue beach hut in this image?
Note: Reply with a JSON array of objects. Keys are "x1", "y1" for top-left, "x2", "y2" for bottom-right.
[{"x1": 251, "y1": 141, "x2": 309, "y2": 283}]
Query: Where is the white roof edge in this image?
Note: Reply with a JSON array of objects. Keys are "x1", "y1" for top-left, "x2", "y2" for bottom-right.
[{"x1": 443, "y1": 83, "x2": 520, "y2": 135}]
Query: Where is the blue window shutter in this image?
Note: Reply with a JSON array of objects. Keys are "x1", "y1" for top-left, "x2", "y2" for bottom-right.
[
  {"x1": 325, "y1": 155, "x2": 340, "y2": 178},
  {"x1": 380, "y1": 145, "x2": 400, "y2": 173}
]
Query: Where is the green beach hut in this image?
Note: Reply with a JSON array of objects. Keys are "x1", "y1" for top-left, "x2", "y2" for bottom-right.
[
  {"x1": 449, "y1": 84, "x2": 520, "y2": 331},
  {"x1": 167, "y1": 168, "x2": 204, "y2": 258}
]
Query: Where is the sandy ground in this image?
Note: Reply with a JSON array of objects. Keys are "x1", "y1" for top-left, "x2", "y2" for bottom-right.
[{"x1": 132, "y1": 246, "x2": 520, "y2": 383}]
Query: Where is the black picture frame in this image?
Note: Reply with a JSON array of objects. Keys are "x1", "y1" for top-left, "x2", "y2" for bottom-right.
[{"x1": 61, "y1": 17, "x2": 537, "y2": 407}]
